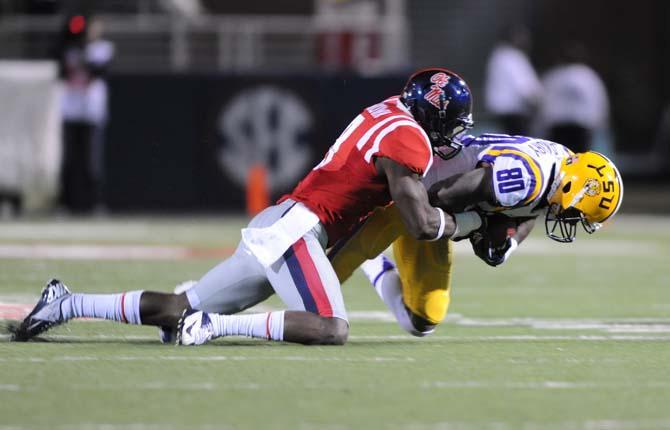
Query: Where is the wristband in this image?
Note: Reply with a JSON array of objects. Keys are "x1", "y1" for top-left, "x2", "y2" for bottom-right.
[{"x1": 427, "y1": 207, "x2": 446, "y2": 241}]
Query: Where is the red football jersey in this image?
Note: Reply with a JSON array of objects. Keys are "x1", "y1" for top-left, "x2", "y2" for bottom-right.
[{"x1": 281, "y1": 96, "x2": 433, "y2": 245}]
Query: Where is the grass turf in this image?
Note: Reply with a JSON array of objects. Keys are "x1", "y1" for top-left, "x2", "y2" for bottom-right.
[{"x1": 0, "y1": 215, "x2": 669, "y2": 430}]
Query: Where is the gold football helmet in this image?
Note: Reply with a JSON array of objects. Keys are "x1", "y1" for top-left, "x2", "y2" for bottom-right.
[{"x1": 546, "y1": 152, "x2": 623, "y2": 242}]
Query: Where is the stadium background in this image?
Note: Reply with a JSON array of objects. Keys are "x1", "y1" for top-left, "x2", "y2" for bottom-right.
[
  {"x1": 1, "y1": 1, "x2": 670, "y2": 430},
  {"x1": 0, "y1": 0, "x2": 669, "y2": 213}
]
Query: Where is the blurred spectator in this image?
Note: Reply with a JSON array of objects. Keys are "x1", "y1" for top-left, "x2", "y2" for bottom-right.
[
  {"x1": 58, "y1": 15, "x2": 114, "y2": 213},
  {"x1": 85, "y1": 16, "x2": 114, "y2": 212},
  {"x1": 484, "y1": 25, "x2": 542, "y2": 135},
  {"x1": 536, "y1": 42, "x2": 609, "y2": 153}
]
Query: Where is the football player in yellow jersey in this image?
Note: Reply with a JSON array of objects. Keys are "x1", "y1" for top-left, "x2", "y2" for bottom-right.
[{"x1": 328, "y1": 134, "x2": 623, "y2": 336}]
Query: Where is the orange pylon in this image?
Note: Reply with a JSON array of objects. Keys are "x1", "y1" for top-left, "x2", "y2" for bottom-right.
[{"x1": 246, "y1": 164, "x2": 270, "y2": 216}]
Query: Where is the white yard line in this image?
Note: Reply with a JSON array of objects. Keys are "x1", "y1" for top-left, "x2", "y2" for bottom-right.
[
  {"x1": 4, "y1": 303, "x2": 670, "y2": 334},
  {"x1": 0, "y1": 384, "x2": 20, "y2": 391},
  {"x1": 421, "y1": 380, "x2": 670, "y2": 390},
  {"x1": 0, "y1": 244, "x2": 190, "y2": 260},
  {"x1": 0, "y1": 351, "x2": 417, "y2": 363},
  {"x1": 3, "y1": 380, "x2": 670, "y2": 393},
  {"x1": 0, "y1": 234, "x2": 663, "y2": 261},
  {"x1": 2, "y1": 333, "x2": 670, "y2": 344},
  {"x1": 450, "y1": 238, "x2": 663, "y2": 256},
  {"x1": 395, "y1": 420, "x2": 670, "y2": 430},
  {"x1": 3, "y1": 421, "x2": 670, "y2": 430},
  {"x1": 349, "y1": 334, "x2": 670, "y2": 341}
]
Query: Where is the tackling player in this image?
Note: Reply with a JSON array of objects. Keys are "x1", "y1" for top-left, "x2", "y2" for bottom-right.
[
  {"x1": 329, "y1": 134, "x2": 623, "y2": 336},
  {"x1": 12, "y1": 68, "x2": 483, "y2": 345}
]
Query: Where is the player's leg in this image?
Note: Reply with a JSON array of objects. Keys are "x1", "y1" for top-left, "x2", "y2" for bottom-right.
[
  {"x1": 394, "y1": 234, "x2": 453, "y2": 331},
  {"x1": 179, "y1": 223, "x2": 349, "y2": 346},
  {"x1": 360, "y1": 238, "x2": 452, "y2": 336},
  {"x1": 328, "y1": 204, "x2": 404, "y2": 283},
  {"x1": 177, "y1": 201, "x2": 348, "y2": 346},
  {"x1": 11, "y1": 277, "x2": 189, "y2": 341},
  {"x1": 327, "y1": 204, "x2": 430, "y2": 335},
  {"x1": 13, "y1": 238, "x2": 273, "y2": 342},
  {"x1": 169, "y1": 245, "x2": 282, "y2": 344},
  {"x1": 328, "y1": 203, "x2": 449, "y2": 335},
  {"x1": 351, "y1": 206, "x2": 453, "y2": 336},
  {"x1": 266, "y1": 224, "x2": 348, "y2": 344},
  {"x1": 153, "y1": 247, "x2": 275, "y2": 344},
  {"x1": 183, "y1": 249, "x2": 274, "y2": 315}
]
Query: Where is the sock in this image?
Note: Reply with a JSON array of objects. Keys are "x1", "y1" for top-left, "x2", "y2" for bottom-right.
[
  {"x1": 360, "y1": 254, "x2": 395, "y2": 290},
  {"x1": 361, "y1": 255, "x2": 429, "y2": 336},
  {"x1": 61, "y1": 291, "x2": 143, "y2": 324},
  {"x1": 209, "y1": 311, "x2": 285, "y2": 341}
]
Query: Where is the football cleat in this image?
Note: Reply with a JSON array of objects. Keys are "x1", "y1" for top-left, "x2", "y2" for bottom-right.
[
  {"x1": 157, "y1": 280, "x2": 197, "y2": 344},
  {"x1": 12, "y1": 279, "x2": 71, "y2": 341},
  {"x1": 175, "y1": 309, "x2": 214, "y2": 346}
]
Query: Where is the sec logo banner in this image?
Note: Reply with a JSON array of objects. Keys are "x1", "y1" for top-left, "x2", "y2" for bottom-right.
[{"x1": 217, "y1": 86, "x2": 313, "y2": 193}]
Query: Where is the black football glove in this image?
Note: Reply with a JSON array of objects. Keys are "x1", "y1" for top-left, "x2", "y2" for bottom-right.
[{"x1": 469, "y1": 232, "x2": 515, "y2": 267}]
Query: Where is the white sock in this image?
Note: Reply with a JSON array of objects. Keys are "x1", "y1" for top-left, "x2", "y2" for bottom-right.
[
  {"x1": 361, "y1": 255, "x2": 427, "y2": 336},
  {"x1": 61, "y1": 291, "x2": 143, "y2": 324},
  {"x1": 360, "y1": 254, "x2": 395, "y2": 289},
  {"x1": 209, "y1": 311, "x2": 285, "y2": 341}
]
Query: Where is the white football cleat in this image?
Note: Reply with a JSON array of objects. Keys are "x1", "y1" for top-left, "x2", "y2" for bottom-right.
[{"x1": 176, "y1": 309, "x2": 214, "y2": 346}]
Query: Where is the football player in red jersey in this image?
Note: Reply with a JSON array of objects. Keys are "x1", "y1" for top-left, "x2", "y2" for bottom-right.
[{"x1": 12, "y1": 69, "x2": 485, "y2": 346}]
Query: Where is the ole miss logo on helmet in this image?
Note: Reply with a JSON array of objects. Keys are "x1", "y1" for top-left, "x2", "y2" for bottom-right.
[{"x1": 424, "y1": 72, "x2": 451, "y2": 109}]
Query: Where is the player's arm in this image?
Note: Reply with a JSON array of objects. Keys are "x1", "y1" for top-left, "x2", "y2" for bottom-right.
[
  {"x1": 427, "y1": 165, "x2": 496, "y2": 213},
  {"x1": 375, "y1": 157, "x2": 455, "y2": 241},
  {"x1": 513, "y1": 217, "x2": 536, "y2": 244}
]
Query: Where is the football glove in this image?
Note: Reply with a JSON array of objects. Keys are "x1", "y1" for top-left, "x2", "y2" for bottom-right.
[{"x1": 470, "y1": 232, "x2": 518, "y2": 267}]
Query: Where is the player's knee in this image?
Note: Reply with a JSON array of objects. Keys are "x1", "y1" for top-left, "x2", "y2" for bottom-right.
[{"x1": 317, "y1": 317, "x2": 349, "y2": 345}]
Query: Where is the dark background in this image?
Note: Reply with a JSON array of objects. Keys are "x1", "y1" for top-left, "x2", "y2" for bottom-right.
[
  {"x1": 104, "y1": 74, "x2": 405, "y2": 210},
  {"x1": 2, "y1": 0, "x2": 669, "y2": 211}
]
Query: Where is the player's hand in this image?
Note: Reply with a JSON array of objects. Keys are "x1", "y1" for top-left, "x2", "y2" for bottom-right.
[{"x1": 470, "y1": 233, "x2": 517, "y2": 267}]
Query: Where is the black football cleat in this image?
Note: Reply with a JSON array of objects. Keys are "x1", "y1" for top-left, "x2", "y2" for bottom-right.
[{"x1": 11, "y1": 279, "x2": 71, "y2": 341}]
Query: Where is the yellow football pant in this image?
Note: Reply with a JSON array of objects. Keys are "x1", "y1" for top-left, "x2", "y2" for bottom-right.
[{"x1": 329, "y1": 204, "x2": 453, "y2": 324}]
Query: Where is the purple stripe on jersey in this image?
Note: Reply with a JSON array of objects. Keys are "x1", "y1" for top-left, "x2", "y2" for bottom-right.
[{"x1": 283, "y1": 245, "x2": 318, "y2": 314}]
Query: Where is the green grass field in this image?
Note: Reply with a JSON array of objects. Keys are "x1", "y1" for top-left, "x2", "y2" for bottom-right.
[{"x1": 1, "y1": 214, "x2": 669, "y2": 430}]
